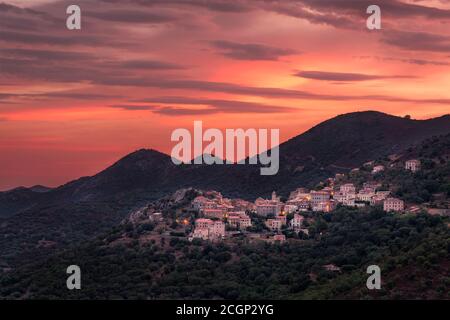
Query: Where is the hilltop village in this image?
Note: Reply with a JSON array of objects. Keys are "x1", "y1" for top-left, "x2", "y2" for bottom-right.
[{"x1": 130, "y1": 157, "x2": 447, "y2": 245}]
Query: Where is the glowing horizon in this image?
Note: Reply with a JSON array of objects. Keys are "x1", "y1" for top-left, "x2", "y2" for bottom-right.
[{"x1": 1, "y1": 0, "x2": 450, "y2": 190}]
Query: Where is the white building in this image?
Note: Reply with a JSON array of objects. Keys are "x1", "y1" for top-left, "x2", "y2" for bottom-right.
[
  {"x1": 190, "y1": 219, "x2": 225, "y2": 241},
  {"x1": 210, "y1": 221, "x2": 225, "y2": 239},
  {"x1": 405, "y1": 159, "x2": 421, "y2": 172},
  {"x1": 310, "y1": 191, "x2": 330, "y2": 207},
  {"x1": 227, "y1": 211, "x2": 252, "y2": 230},
  {"x1": 256, "y1": 202, "x2": 281, "y2": 216},
  {"x1": 357, "y1": 188, "x2": 375, "y2": 202},
  {"x1": 192, "y1": 196, "x2": 217, "y2": 211},
  {"x1": 239, "y1": 216, "x2": 252, "y2": 229},
  {"x1": 340, "y1": 183, "x2": 356, "y2": 195},
  {"x1": 255, "y1": 192, "x2": 282, "y2": 216},
  {"x1": 370, "y1": 191, "x2": 390, "y2": 205},
  {"x1": 202, "y1": 208, "x2": 226, "y2": 219},
  {"x1": 195, "y1": 218, "x2": 213, "y2": 229},
  {"x1": 190, "y1": 227, "x2": 209, "y2": 240},
  {"x1": 334, "y1": 191, "x2": 355, "y2": 206},
  {"x1": 275, "y1": 214, "x2": 287, "y2": 225},
  {"x1": 296, "y1": 199, "x2": 310, "y2": 211},
  {"x1": 312, "y1": 200, "x2": 336, "y2": 212},
  {"x1": 227, "y1": 215, "x2": 241, "y2": 228},
  {"x1": 265, "y1": 219, "x2": 282, "y2": 231},
  {"x1": 283, "y1": 204, "x2": 298, "y2": 214},
  {"x1": 383, "y1": 198, "x2": 405, "y2": 212},
  {"x1": 289, "y1": 214, "x2": 304, "y2": 230},
  {"x1": 372, "y1": 165, "x2": 385, "y2": 174}
]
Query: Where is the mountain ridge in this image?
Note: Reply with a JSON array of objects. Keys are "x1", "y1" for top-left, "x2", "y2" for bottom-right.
[
  {"x1": 0, "y1": 111, "x2": 449, "y2": 267},
  {"x1": 2, "y1": 111, "x2": 450, "y2": 210}
]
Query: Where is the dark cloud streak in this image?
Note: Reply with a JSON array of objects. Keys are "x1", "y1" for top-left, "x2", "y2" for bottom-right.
[
  {"x1": 210, "y1": 40, "x2": 297, "y2": 60},
  {"x1": 382, "y1": 30, "x2": 450, "y2": 53},
  {"x1": 116, "y1": 96, "x2": 296, "y2": 115},
  {"x1": 109, "y1": 104, "x2": 155, "y2": 110},
  {"x1": 85, "y1": 9, "x2": 178, "y2": 24},
  {"x1": 295, "y1": 70, "x2": 414, "y2": 81}
]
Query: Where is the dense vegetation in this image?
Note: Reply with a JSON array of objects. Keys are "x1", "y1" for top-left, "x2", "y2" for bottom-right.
[
  {"x1": 392, "y1": 135, "x2": 450, "y2": 205},
  {"x1": 1, "y1": 207, "x2": 448, "y2": 299},
  {"x1": 0, "y1": 200, "x2": 140, "y2": 270}
]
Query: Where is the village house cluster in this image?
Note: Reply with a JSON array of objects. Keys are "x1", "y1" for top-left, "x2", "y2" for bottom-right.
[
  {"x1": 188, "y1": 218, "x2": 225, "y2": 242},
  {"x1": 188, "y1": 160, "x2": 420, "y2": 242}
]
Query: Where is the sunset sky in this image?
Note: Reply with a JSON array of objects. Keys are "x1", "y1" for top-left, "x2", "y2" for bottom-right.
[{"x1": 1, "y1": 0, "x2": 450, "y2": 190}]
